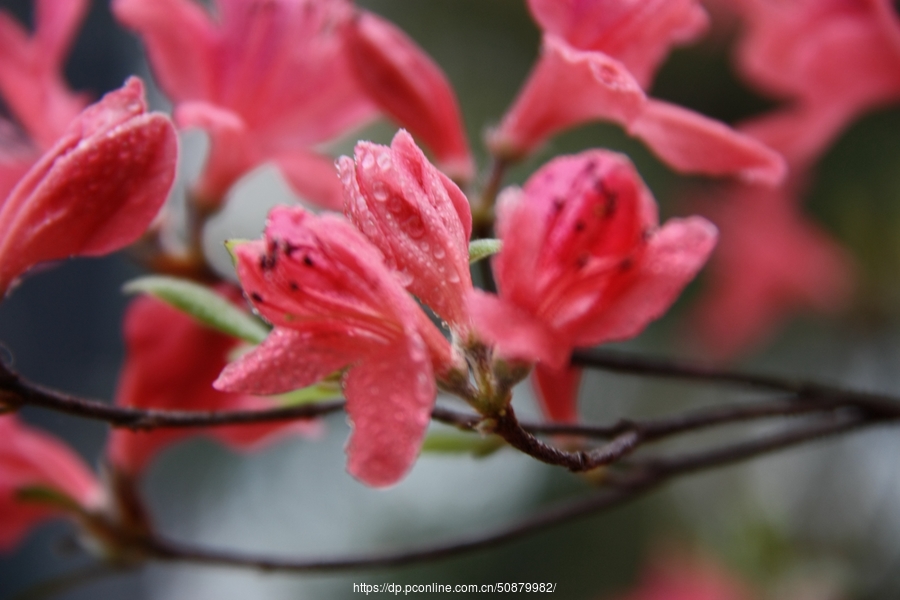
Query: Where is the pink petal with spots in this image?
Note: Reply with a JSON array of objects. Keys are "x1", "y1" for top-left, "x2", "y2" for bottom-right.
[{"x1": 570, "y1": 217, "x2": 717, "y2": 345}]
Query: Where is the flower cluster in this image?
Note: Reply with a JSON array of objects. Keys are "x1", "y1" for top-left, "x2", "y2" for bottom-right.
[{"x1": 0, "y1": 1, "x2": 893, "y2": 583}]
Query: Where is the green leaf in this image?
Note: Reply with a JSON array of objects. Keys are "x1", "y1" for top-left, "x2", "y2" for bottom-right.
[
  {"x1": 468, "y1": 239, "x2": 502, "y2": 264},
  {"x1": 276, "y1": 381, "x2": 343, "y2": 406},
  {"x1": 123, "y1": 276, "x2": 270, "y2": 344},
  {"x1": 16, "y1": 486, "x2": 83, "y2": 513},
  {"x1": 420, "y1": 431, "x2": 504, "y2": 457}
]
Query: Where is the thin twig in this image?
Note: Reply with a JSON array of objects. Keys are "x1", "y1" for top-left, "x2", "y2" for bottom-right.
[
  {"x1": 571, "y1": 348, "x2": 900, "y2": 417},
  {"x1": 134, "y1": 414, "x2": 877, "y2": 573},
  {"x1": 493, "y1": 406, "x2": 641, "y2": 471}
]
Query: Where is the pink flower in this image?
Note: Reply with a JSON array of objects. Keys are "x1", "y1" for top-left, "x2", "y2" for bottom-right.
[
  {"x1": 527, "y1": 0, "x2": 709, "y2": 88},
  {"x1": 0, "y1": 77, "x2": 178, "y2": 297},
  {"x1": 732, "y1": 0, "x2": 900, "y2": 167},
  {"x1": 0, "y1": 415, "x2": 102, "y2": 552},
  {"x1": 687, "y1": 183, "x2": 853, "y2": 358},
  {"x1": 107, "y1": 289, "x2": 319, "y2": 476},
  {"x1": 608, "y1": 553, "x2": 753, "y2": 600},
  {"x1": 338, "y1": 130, "x2": 473, "y2": 333},
  {"x1": 489, "y1": 22, "x2": 784, "y2": 183},
  {"x1": 468, "y1": 151, "x2": 716, "y2": 421},
  {"x1": 215, "y1": 206, "x2": 459, "y2": 487},
  {"x1": 113, "y1": 0, "x2": 378, "y2": 209},
  {"x1": 342, "y1": 12, "x2": 474, "y2": 182},
  {"x1": 0, "y1": 0, "x2": 90, "y2": 148}
]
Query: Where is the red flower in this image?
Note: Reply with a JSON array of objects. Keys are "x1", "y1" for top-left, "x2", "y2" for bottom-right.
[
  {"x1": 339, "y1": 130, "x2": 473, "y2": 333},
  {"x1": 215, "y1": 206, "x2": 460, "y2": 487},
  {"x1": 687, "y1": 183, "x2": 853, "y2": 358},
  {"x1": 469, "y1": 151, "x2": 716, "y2": 421},
  {"x1": 0, "y1": 416, "x2": 102, "y2": 552},
  {"x1": 608, "y1": 552, "x2": 753, "y2": 600},
  {"x1": 490, "y1": 2, "x2": 785, "y2": 184},
  {"x1": 108, "y1": 289, "x2": 319, "y2": 476},
  {"x1": 733, "y1": 0, "x2": 900, "y2": 166},
  {"x1": 113, "y1": 0, "x2": 378, "y2": 208},
  {"x1": 0, "y1": 0, "x2": 90, "y2": 148},
  {"x1": 342, "y1": 12, "x2": 473, "y2": 182},
  {"x1": 0, "y1": 78, "x2": 177, "y2": 296},
  {"x1": 527, "y1": 0, "x2": 708, "y2": 88}
]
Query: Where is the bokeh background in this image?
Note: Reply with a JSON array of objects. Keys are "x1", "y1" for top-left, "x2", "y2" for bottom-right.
[{"x1": 1, "y1": 0, "x2": 900, "y2": 598}]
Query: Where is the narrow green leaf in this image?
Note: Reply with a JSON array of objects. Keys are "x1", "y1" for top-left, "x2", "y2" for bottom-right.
[
  {"x1": 123, "y1": 276, "x2": 270, "y2": 344},
  {"x1": 277, "y1": 381, "x2": 343, "y2": 406},
  {"x1": 468, "y1": 239, "x2": 502, "y2": 264},
  {"x1": 420, "y1": 431, "x2": 504, "y2": 457},
  {"x1": 16, "y1": 485, "x2": 82, "y2": 513}
]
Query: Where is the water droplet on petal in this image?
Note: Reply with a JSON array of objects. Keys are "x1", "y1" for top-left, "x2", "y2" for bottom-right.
[
  {"x1": 372, "y1": 183, "x2": 389, "y2": 202},
  {"x1": 434, "y1": 246, "x2": 446, "y2": 259},
  {"x1": 361, "y1": 152, "x2": 375, "y2": 171},
  {"x1": 377, "y1": 153, "x2": 392, "y2": 171},
  {"x1": 395, "y1": 268, "x2": 414, "y2": 286}
]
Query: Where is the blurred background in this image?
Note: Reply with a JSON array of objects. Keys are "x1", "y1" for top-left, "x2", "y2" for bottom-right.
[{"x1": 1, "y1": 0, "x2": 900, "y2": 598}]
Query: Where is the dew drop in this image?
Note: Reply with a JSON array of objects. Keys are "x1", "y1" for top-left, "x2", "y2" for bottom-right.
[
  {"x1": 372, "y1": 183, "x2": 389, "y2": 202},
  {"x1": 395, "y1": 268, "x2": 414, "y2": 286},
  {"x1": 405, "y1": 214, "x2": 425, "y2": 239},
  {"x1": 387, "y1": 196, "x2": 404, "y2": 215},
  {"x1": 448, "y1": 273, "x2": 460, "y2": 284},
  {"x1": 361, "y1": 152, "x2": 375, "y2": 171},
  {"x1": 376, "y1": 152, "x2": 392, "y2": 171},
  {"x1": 434, "y1": 246, "x2": 446, "y2": 259}
]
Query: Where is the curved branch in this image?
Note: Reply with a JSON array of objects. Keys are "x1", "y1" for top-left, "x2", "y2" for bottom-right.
[
  {"x1": 136, "y1": 412, "x2": 873, "y2": 573},
  {"x1": 571, "y1": 348, "x2": 900, "y2": 417}
]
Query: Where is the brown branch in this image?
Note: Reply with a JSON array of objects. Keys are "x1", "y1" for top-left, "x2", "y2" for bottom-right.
[
  {"x1": 131, "y1": 412, "x2": 878, "y2": 573},
  {"x1": 493, "y1": 406, "x2": 641, "y2": 471},
  {"x1": 571, "y1": 348, "x2": 900, "y2": 417},
  {"x1": 1, "y1": 359, "x2": 892, "y2": 454}
]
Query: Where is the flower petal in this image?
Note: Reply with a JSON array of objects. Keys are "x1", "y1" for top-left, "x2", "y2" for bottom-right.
[
  {"x1": 570, "y1": 216, "x2": 717, "y2": 345},
  {"x1": 489, "y1": 35, "x2": 646, "y2": 159},
  {"x1": 343, "y1": 12, "x2": 473, "y2": 181},
  {"x1": 468, "y1": 289, "x2": 569, "y2": 369},
  {"x1": 215, "y1": 327, "x2": 362, "y2": 396},
  {"x1": 527, "y1": 0, "x2": 709, "y2": 88},
  {"x1": 0, "y1": 78, "x2": 177, "y2": 295},
  {"x1": 628, "y1": 99, "x2": 786, "y2": 185},
  {"x1": 344, "y1": 334, "x2": 435, "y2": 487},
  {"x1": 532, "y1": 364, "x2": 582, "y2": 423},
  {"x1": 0, "y1": 415, "x2": 101, "y2": 551}
]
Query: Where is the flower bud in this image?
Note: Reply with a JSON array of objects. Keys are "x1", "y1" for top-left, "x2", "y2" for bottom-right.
[
  {"x1": 339, "y1": 130, "x2": 473, "y2": 332},
  {"x1": 0, "y1": 77, "x2": 177, "y2": 296}
]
